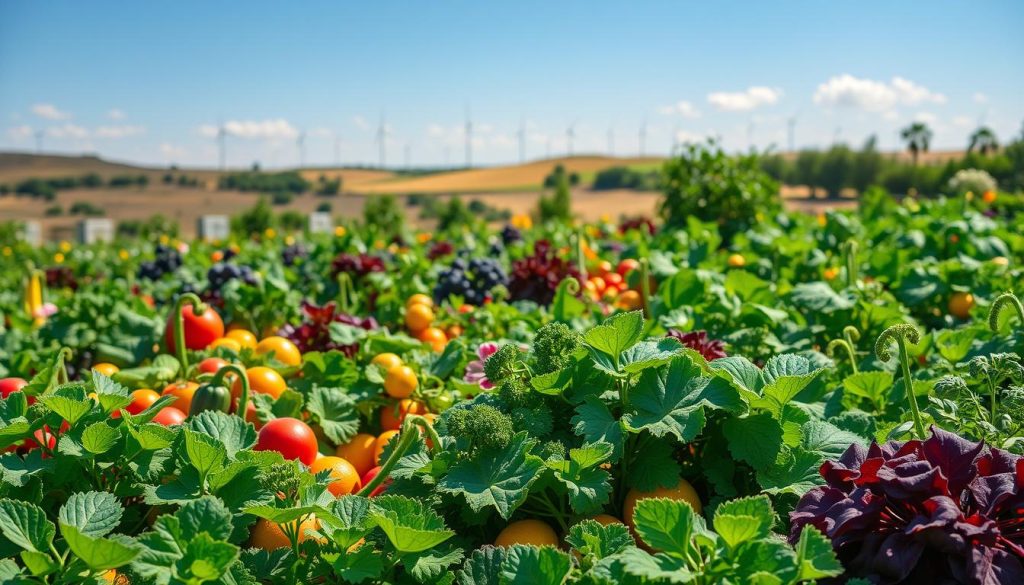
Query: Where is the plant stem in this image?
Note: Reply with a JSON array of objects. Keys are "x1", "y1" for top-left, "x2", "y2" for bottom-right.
[
  {"x1": 170, "y1": 292, "x2": 204, "y2": 375},
  {"x1": 356, "y1": 415, "x2": 432, "y2": 497},
  {"x1": 897, "y1": 338, "x2": 926, "y2": 438},
  {"x1": 214, "y1": 364, "x2": 250, "y2": 420},
  {"x1": 986, "y1": 372, "x2": 998, "y2": 422}
]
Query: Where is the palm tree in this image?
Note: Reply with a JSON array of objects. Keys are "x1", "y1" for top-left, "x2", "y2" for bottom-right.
[
  {"x1": 900, "y1": 122, "x2": 933, "y2": 165},
  {"x1": 967, "y1": 127, "x2": 999, "y2": 155}
]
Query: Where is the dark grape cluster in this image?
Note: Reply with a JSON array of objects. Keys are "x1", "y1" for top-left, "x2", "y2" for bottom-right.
[
  {"x1": 281, "y1": 243, "x2": 308, "y2": 266},
  {"x1": 330, "y1": 253, "x2": 386, "y2": 280},
  {"x1": 207, "y1": 263, "x2": 258, "y2": 290},
  {"x1": 136, "y1": 244, "x2": 182, "y2": 280},
  {"x1": 44, "y1": 266, "x2": 79, "y2": 290},
  {"x1": 427, "y1": 241, "x2": 454, "y2": 261},
  {"x1": 433, "y1": 257, "x2": 507, "y2": 305},
  {"x1": 500, "y1": 224, "x2": 522, "y2": 245}
]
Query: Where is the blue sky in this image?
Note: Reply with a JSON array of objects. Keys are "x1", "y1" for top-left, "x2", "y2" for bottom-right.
[{"x1": 1, "y1": 1, "x2": 1022, "y2": 169}]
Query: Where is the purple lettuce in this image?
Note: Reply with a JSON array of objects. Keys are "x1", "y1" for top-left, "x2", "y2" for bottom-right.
[
  {"x1": 790, "y1": 426, "x2": 1024, "y2": 584},
  {"x1": 278, "y1": 301, "x2": 377, "y2": 357}
]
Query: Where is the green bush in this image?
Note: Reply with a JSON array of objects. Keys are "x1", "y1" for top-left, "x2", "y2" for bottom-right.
[
  {"x1": 316, "y1": 202, "x2": 332, "y2": 213},
  {"x1": 231, "y1": 198, "x2": 276, "y2": 236},
  {"x1": 592, "y1": 166, "x2": 660, "y2": 190},
  {"x1": 437, "y1": 197, "x2": 475, "y2": 231},
  {"x1": 69, "y1": 201, "x2": 105, "y2": 216},
  {"x1": 271, "y1": 191, "x2": 294, "y2": 206},
  {"x1": 279, "y1": 211, "x2": 305, "y2": 232},
  {"x1": 219, "y1": 171, "x2": 311, "y2": 194},
  {"x1": 363, "y1": 195, "x2": 404, "y2": 234},
  {"x1": 538, "y1": 168, "x2": 572, "y2": 223},
  {"x1": 659, "y1": 140, "x2": 779, "y2": 241},
  {"x1": 44, "y1": 205, "x2": 63, "y2": 217}
]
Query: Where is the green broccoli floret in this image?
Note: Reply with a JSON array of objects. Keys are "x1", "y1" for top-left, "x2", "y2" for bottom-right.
[
  {"x1": 510, "y1": 404, "x2": 554, "y2": 438},
  {"x1": 497, "y1": 378, "x2": 531, "y2": 409},
  {"x1": 483, "y1": 344, "x2": 522, "y2": 385},
  {"x1": 532, "y1": 322, "x2": 581, "y2": 374},
  {"x1": 444, "y1": 404, "x2": 514, "y2": 452},
  {"x1": 537, "y1": 440, "x2": 567, "y2": 461}
]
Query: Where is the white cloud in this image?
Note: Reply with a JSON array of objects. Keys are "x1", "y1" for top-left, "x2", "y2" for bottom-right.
[
  {"x1": 46, "y1": 124, "x2": 88, "y2": 139},
  {"x1": 159, "y1": 143, "x2": 187, "y2": 159},
  {"x1": 107, "y1": 108, "x2": 125, "y2": 120},
  {"x1": 352, "y1": 115, "x2": 369, "y2": 131},
  {"x1": 707, "y1": 87, "x2": 781, "y2": 112},
  {"x1": 31, "y1": 103, "x2": 72, "y2": 120},
  {"x1": 673, "y1": 129, "x2": 706, "y2": 144},
  {"x1": 308, "y1": 127, "x2": 333, "y2": 138},
  {"x1": 952, "y1": 116, "x2": 973, "y2": 128},
  {"x1": 973, "y1": 92, "x2": 988, "y2": 105},
  {"x1": 197, "y1": 119, "x2": 298, "y2": 139},
  {"x1": 913, "y1": 112, "x2": 937, "y2": 124},
  {"x1": 882, "y1": 110, "x2": 900, "y2": 121},
  {"x1": 659, "y1": 100, "x2": 701, "y2": 118},
  {"x1": 7, "y1": 125, "x2": 32, "y2": 140},
  {"x1": 813, "y1": 74, "x2": 946, "y2": 112},
  {"x1": 95, "y1": 125, "x2": 145, "y2": 138}
]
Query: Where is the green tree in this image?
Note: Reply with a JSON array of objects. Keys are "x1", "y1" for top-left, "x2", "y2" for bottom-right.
[
  {"x1": 794, "y1": 150, "x2": 822, "y2": 194},
  {"x1": 850, "y1": 136, "x2": 883, "y2": 193},
  {"x1": 232, "y1": 198, "x2": 276, "y2": 236},
  {"x1": 538, "y1": 166, "x2": 572, "y2": 222},
  {"x1": 817, "y1": 145, "x2": 853, "y2": 198},
  {"x1": 967, "y1": 127, "x2": 999, "y2": 156},
  {"x1": 363, "y1": 194, "x2": 405, "y2": 234},
  {"x1": 659, "y1": 139, "x2": 779, "y2": 242},
  {"x1": 438, "y1": 197, "x2": 475, "y2": 231},
  {"x1": 900, "y1": 122, "x2": 933, "y2": 165}
]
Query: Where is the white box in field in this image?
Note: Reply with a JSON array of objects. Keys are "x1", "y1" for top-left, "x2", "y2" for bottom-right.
[
  {"x1": 78, "y1": 219, "x2": 114, "y2": 244},
  {"x1": 20, "y1": 221, "x2": 42, "y2": 246},
  {"x1": 308, "y1": 212, "x2": 333, "y2": 233},
  {"x1": 198, "y1": 215, "x2": 230, "y2": 241}
]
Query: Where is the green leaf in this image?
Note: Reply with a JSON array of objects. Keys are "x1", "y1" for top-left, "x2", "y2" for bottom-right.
[
  {"x1": 177, "y1": 497, "x2": 234, "y2": 542},
  {"x1": 304, "y1": 386, "x2": 359, "y2": 445},
  {"x1": 626, "y1": 440, "x2": 682, "y2": 491},
  {"x1": 400, "y1": 544, "x2": 465, "y2": 583},
  {"x1": 842, "y1": 371, "x2": 893, "y2": 406},
  {"x1": 621, "y1": 356, "x2": 713, "y2": 443},
  {"x1": 499, "y1": 545, "x2": 572, "y2": 585},
  {"x1": 82, "y1": 422, "x2": 120, "y2": 454},
  {"x1": 457, "y1": 546, "x2": 505, "y2": 585},
  {"x1": 177, "y1": 533, "x2": 239, "y2": 581},
  {"x1": 319, "y1": 495, "x2": 374, "y2": 550},
  {"x1": 794, "y1": 525, "x2": 843, "y2": 580},
  {"x1": 709, "y1": 356, "x2": 763, "y2": 394},
  {"x1": 788, "y1": 282, "x2": 855, "y2": 312},
  {"x1": 21, "y1": 550, "x2": 59, "y2": 576},
  {"x1": 571, "y1": 399, "x2": 625, "y2": 463},
  {"x1": 60, "y1": 524, "x2": 140, "y2": 571},
  {"x1": 332, "y1": 544, "x2": 385, "y2": 582},
  {"x1": 182, "y1": 429, "x2": 227, "y2": 479},
  {"x1": 552, "y1": 277, "x2": 587, "y2": 323},
  {"x1": 758, "y1": 447, "x2": 824, "y2": 496},
  {"x1": 368, "y1": 495, "x2": 455, "y2": 553},
  {"x1": 800, "y1": 420, "x2": 866, "y2": 459},
  {"x1": 0, "y1": 499, "x2": 55, "y2": 553},
  {"x1": 584, "y1": 311, "x2": 645, "y2": 371},
  {"x1": 548, "y1": 443, "x2": 614, "y2": 515},
  {"x1": 530, "y1": 367, "x2": 574, "y2": 396},
  {"x1": 712, "y1": 495, "x2": 774, "y2": 548},
  {"x1": 565, "y1": 520, "x2": 634, "y2": 560},
  {"x1": 616, "y1": 547, "x2": 692, "y2": 582},
  {"x1": 631, "y1": 498, "x2": 694, "y2": 557},
  {"x1": 429, "y1": 339, "x2": 467, "y2": 379},
  {"x1": 187, "y1": 411, "x2": 256, "y2": 457},
  {"x1": 752, "y1": 355, "x2": 823, "y2": 417},
  {"x1": 438, "y1": 434, "x2": 544, "y2": 519},
  {"x1": 58, "y1": 492, "x2": 122, "y2": 538},
  {"x1": 39, "y1": 388, "x2": 92, "y2": 427},
  {"x1": 619, "y1": 339, "x2": 684, "y2": 375},
  {"x1": 123, "y1": 419, "x2": 176, "y2": 451},
  {"x1": 722, "y1": 413, "x2": 783, "y2": 470}
]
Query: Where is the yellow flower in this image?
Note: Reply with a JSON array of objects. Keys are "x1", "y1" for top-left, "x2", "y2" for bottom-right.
[
  {"x1": 816, "y1": 213, "x2": 827, "y2": 227},
  {"x1": 1, "y1": 246, "x2": 11, "y2": 257},
  {"x1": 59, "y1": 241, "x2": 72, "y2": 252},
  {"x1": 54, "y1": 253, "x2": 65, "y2": 263},
  {"x1": 373, "y1": 239, "x2": 385, "y2": 249},
  {"x1": 118, "y1": 249, "x2": 129, "y2": 260},
  {"x1": 158, "y1": 235, "x2": 169, "y2": 245},
  {"x1": 264, "y1": 228, "x2": 276, "y2": 239},
  {"x1": 965, "y1": 191, "x2": 974, "y2": 201},
  {"x1": 600, "y1": 213, "x2": 611, "y2": 223},
  {"x1": 334, "y1": 226, "x2": 347, "y2": 237},
  {"x1": 285, "y1": 236, "x2": 295, "y2": 246},
  {"x1": 510, "y1": 214, "x2": 533, "y2": 230},
  {"x1": 387, "y1": 243, "x2": 399, "y2": 254},
  {"x1": 416, "y1": 232, "x2": 433, "y2": 244}
]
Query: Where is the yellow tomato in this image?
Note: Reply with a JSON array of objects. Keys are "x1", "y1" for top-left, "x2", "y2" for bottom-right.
[
  {"x1": 209, "y1": 337, "x2": 242, "y2": 352},
  {"x1": 371, "y1": 353, "x2": 403, "y2": 370},
  {"x1": 494, "y1": 519, "x2": 559, "y2": 547},
  {"x1": 406, "y1": 293, "x2": 433, "y2": 309},
  {"x1": 384, "y1": 365, "x2": 418, "y2": 399},
  {"x1": 727, "y1": 254, "x2": 746, "y2": 268},
  {"x1": 309, "y1": 456, "x2": 362, "y2": 496},
  {"x1": 235, "y1": 366, "x2": 287, "y2": 400},
  {"x1": 91, "y1": 363, "x2": 120, "y2": 377},
  {"x1": 624, "y1": 478, "x2": 702, "y2": 535},
  {"x1": 336, "y1": 433, "x2": 377, "y2": 476},
  {"x1": 226, "y1": 329, "x2": 258, "y2": 349},
  {"x1": 255, "y1": 336, "x2": 302, "y2": 367},
  {"x1": 948, "y1": 292, "x2": 975, "y2": 320},
  {"x1": 405, "y1": 304, "x2": 435, "y2": 333}
]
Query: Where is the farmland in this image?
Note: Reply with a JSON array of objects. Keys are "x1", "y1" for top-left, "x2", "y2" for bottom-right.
[{"x1": 0, "y1": 137, "x2": 1022, "y2": 584}]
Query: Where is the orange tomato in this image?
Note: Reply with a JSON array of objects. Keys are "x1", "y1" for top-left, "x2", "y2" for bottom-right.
[
  {"x1": 445, "y1": 324, "x2": 463, "y2": 339},
  {"x1": 823, "y1": 267, "x2": 839, "y2": 281},
  {"x1": 209, "y1": 337, "x2": 242, "y2": 352},
  {"x1": 982, "y1": 190, "x2": 997, "y2": 204},
  {"x1": 589, "y1": 276, "x2": 607, "y2": 293},
  {"x1": 948, "y1": 291, "x2": 975, "y2": 320},
  {"x1": 604, "y1": 273, "x2": 624, "y2": 289},
  {"x1": 111, "y1": 389, "x2": 159, "y2": 419},
  {"x1": 226, "y1": 328, "x2": 258, "y2": 349},
  {"x1": 373, "y1": 430, "x2": 400, "y2": 465},
  {"x1": 255, "y1": 336, "x2": 302, "y2": 367},
  {"x1": 235, "y1": 366, "x2": 287, "y2": 400},
  {"x1": 727, "y1": 254, "x2": 746, "y2": 268},
  {"x1": 589, "y1": 514, "x2": 623, "y2": 526},
  {"x1": 406, "y1": 293, "x2": 434, "y2": 309},
  {"x1": 162, "y1": 381, "x2": 199, "y2": 415},
  {"x1": 335, "y1": 433, "x2": 377, "y2": 476},
  {"x1": 371, "y1": 353, "x2": 403, "y2": 370},
  {"x1": 211, "y1": 250, "x2": 224, "y2": 263},
  {"x1": 384, "y1": 365, "x2": 418, "y2": 399},
  {"x1": 616, "y1": 290, "x2": 643, "y2": 311},
  {"x1": 623, "y1": 478, "x2": 702, "y2": 534},
  {"x1": 309, "y1": 456, "x2": 362, "y2": 496},
  {"x1": 595, "y1": 260, "x2": 613, "y2": 276},
  {"x1": 91, "y1": 363, "x2": 120, "y2": 377},
  {"x1": 250, "y1": 516, "x2": 320, "y2": 550},
  {"x1": 416, "y1": 327, "x2": 448, "y2": 352},
  {"x1": 380, "y1": 399, "x2": 426, "y2": 432},
  {"x1": 405, "y1": 303, "x2": 434, "y2": 333},
  {"x1": 494, "y1": 519, "x2": 559, "y2": 547}
]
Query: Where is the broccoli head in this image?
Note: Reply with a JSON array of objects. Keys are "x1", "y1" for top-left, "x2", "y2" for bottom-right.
[
  {"x1": 497, "y1": 377, "x2": 531, "y2": 409},
  {"x1": 483, "y1": 344, "x2": 522, "y2": 385},
  {"x1": 444, "y1": 404, "x2": 514, "y2": 452},
  {"x1": 532, "y1": 321, "x2": 581, "y2": 374},
  {"x1": 510, "y1": 404, "x2": 554, "y2": 438},
  {"x1": 537, "y1": 440, "x2": 567, "y2": 461}
]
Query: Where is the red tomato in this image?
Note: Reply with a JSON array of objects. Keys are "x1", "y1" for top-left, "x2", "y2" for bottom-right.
[
  {"x1": 112, "y1": 389, "x2": 161, "y2": 419},
  {"x1": 617, "y1": 259, "x2": 639, "y2": 276},
  {"x1": 151, "y1": 407, "x2": 187, "y2": 426},
  {"x1": 165, "y1": 304, "x2": 225, "y2": 352},
  {"x1": 360, "y1": 466, "x2": 391, "y2": 497},
  {"x1": 255, "y1": 417, "x2": 318, "y2": 465},
  {"x1": 0, "y1": 378, "x2": 30, "y2": 403},
  {"x1": 198, "y1": 357, "x2": 228, "y2": 375}
]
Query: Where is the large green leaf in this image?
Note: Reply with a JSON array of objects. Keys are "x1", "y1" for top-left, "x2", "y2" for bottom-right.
[
  {"x1": 58, "y1": 492, "x2": 122, "y2": 538},
  {"x1": 438, "y1": 434, "x2": 544, "y2": 519},
  {"x1": 60, "y1": 524, "x2": 140, "y2": 571},
  {"x1": 368, "y1": 496, "x2": 455, "y2": 553},
  {"x1": 0, "y1": 500, "x2": 54, "y2": 554},
  {"x1": 631, "y1": 498, "x2": 694, "y2": 558},
  {"x1": 722, "y1": 413, "x2": 783, "y2": 471},
  {"x1": 499, "y1": 545, "x2": 572, "y2": 585}
]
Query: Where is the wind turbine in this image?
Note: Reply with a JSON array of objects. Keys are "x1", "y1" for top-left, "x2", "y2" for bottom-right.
[
  {"x1": 672, "y1": 123, "x2": 680, "y2": 153},
  {"x1": 638, "y1": 118, "x2": 647, "y2": 157},
  {"x1": 787, "y1": 115, "x2": 797, "y2": 152},
  {"x1": 464, "y1": 105, "x2": 473, "y2": 168},
  {"x1": 34, "y1": 129, "x2": 44, "y2": 154},
  {"x1": 566, "y1": 120, "x2": 578, "y2": 157},
  {"x1": 217, "y1": 120, "x2": 227, "y2": 171},
  {"x1": 746, "y1": 120, "x2": 755, "y2": 151},
  {"x1": 517, "y1": 118, "x2": 526, "y2": 164},
  {"x1": 334, "y1": 133, "x2": 341, "y2": 166},
  {"x1": 296, "y1": 130, "x2": 306, "y2": 168},
  {"x1": 607, "y1": 126, "x2": 614, "y2": 156},
  {"x1": 376, "y1": 114, "x2": 387, "y2": 168},
  {"x1": 404, "y1": 142, "x2": 411, "y2": 169}
]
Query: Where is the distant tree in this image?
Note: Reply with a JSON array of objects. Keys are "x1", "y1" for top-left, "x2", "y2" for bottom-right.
[
  {"x1": 437, "y1": 197, "x2": 474, "y2": 231},
  {"x1": 136, "y1": 174, "x2": 149, "y2": 188},
  {"x1": 817, "y1": 145, "x2": 853, "y2": 198},
  {"x1": 316, "y1": 202, "x2": 332, "y2": 213},
  {"x1": 80, "y1": 173, "x2": 102, "y2": 188},
  {"x1": 163, "y1": 173, "x2": 174, "y2": 184},
  {"x1": 232, "y1": 198, "x2": 276, "y2": 235},
  {"x1": 967, "y1": 127, "x2": 999, "y2": 156},
  {"x1": 794, "y1": 150, "x2": 822, "y2": 193},
  {"x1": 279, "y1": 211, "x2": 305, "y2": 231},
  {"x1": 900, "y1": 122, "x2": 933, "y2": 165},
  {"x1": 850, "y1": 136, "x2": 883, "y2": 192},
  {"x1": 538, "y1": 167, "x2": 572, "y2": 222},
  {"x1": 363, "y1": 195, "x2": 404, "y2": 234}
]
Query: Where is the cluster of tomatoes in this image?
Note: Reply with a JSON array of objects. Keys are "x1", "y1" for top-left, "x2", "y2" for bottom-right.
[
  {"x1": 582, "y1": 258, "x2": 644, "y2": 311},
  {"x1": 404, "y1": 293, "x2": 461, "y2": 352}
]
